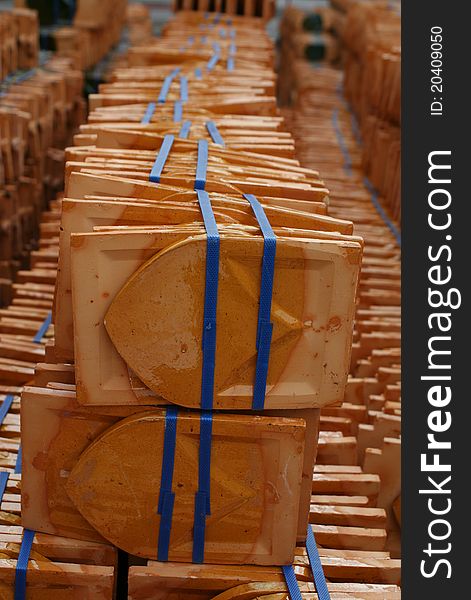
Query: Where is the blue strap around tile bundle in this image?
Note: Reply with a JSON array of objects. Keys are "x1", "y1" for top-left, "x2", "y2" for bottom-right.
[
  {"x1": 0, "y1": 470, "x2": 33, "y2": 600},
  {"x1": 149, "y1": 135, "x2": 174, "y2": 183},
  {"x1": 363, "y1": 176, "x2": 401, "y2": 247},
  {"x1": 173, "y1": 101, "x2": 183, "y2": 123},
  {"x1": 14, "y1": 528, "x2": 35, "y2": 600},
  {"x1": 0, "y1": 469, "x2": 33, "y2": 600},
  {"x1": 33, "y1": 312, "x2": 52, "y2": 344},
  {"x1": 195, "y1": 67, "x2": 203, "y2": 80},
  {"x1": 195, "y1": 140, "x2": 209, "y2": 191},
  {"x1": 0, "y1": 394, "x2": 14, "y2": 426},
  {"x1": 207, "y1": 54, "x2": 219, "y2": 72},
  {"x1": 229, "y1": 42, "x2": 236, "y2": 55},
  {"x1": 0, "y1": 471, "x2": 8, "y2": 501},
  {"x1": 192, "y1": 410, "x2": 213, "y2": 563},
  {"x1": 206, "y1": 121, "x2": 224, "y2": 146},
  {"x1": 158, "y1": 68, "x2": 180, "y2": 104},
  {"x1": 306, "y1": 525, "x2": 331, "y2": 599},
  {"x1": 10, "y1": 311, "x2": 50, "y2": 598},
  {"x1": 141, "y1": 102, "x2": 156, "y2": 124},
  {"x1": 158, "y1": 76, "x2": 174, "y2": 104},
  {"x1": 179, "y1": 121, "x2": 192, "y2": 138},
  {"x1": 195, "y1": 189, "x2": 219, "y2": 405},
  {"x1": 15, "y1": 446, "x2": 22, "y2": 474},
  {"x1": 156, "y1": 406, "x2": 179, "y2": 561},
  {"x1": 243, "y1": 194, "x2": 276, "y2": 410},
  {"x1": 180, "y1": 77, "x2": 188, "y2": 103},
  {"x1": 282, "y1": 565, "x2": 303, "y2": 600},
  {"x1": 191, "y1": 188, "x2": 220, "y2": 563},
  {"x1": 332, "y1": 108, "x2": 352, "y2": 177},
  {"x1": 12, "y1": 425, "x2": 34, "y2": 600},
  {"x1": 227, "y1": 57, "x2": 234, "y2": 72}
]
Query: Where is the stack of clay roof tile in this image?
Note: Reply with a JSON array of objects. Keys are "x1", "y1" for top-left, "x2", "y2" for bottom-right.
[
  {"x1": 173, "y1": 0, "x2": 275, "y2": 20},
  {"x1": 1, "y1": 35, "x2": 85, "y2": 305},
  {"x1": 0, "y1": 8, "x2": 39, "y2": 80},
  {"x1": 53, "y1": 0, "x2": 128, "y2": 71},
  {"x1": 342, "y1": 1, "x2": 400, "y2": 221},
  {"x1": 0, "y1": 8, "x2": 401, "y2": 598},
  {"x1": 279, "y1": 0, "x2": 401, "y2": 563}
]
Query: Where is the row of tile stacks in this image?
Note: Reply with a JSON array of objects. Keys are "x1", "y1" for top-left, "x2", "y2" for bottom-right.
[
  {"x1": 279, "y1": 0, "x2": 401, "y2": 560},
  {"x1": 51, "y1": 0, "x2": 128, "y2": 71},
  {"x1": 126, "y1": 3, "x2": 154, "y2": 47},
  {"x1": 173, "y1": 0, "x2": 275, "y2": 20},
  {"x1": 0, "y1": 195, "x2": 118, "y2": 599},
  {"x1": 0, "y1": 8, "x2": 400, "y2": 599},
  {"x1": 0, "y1": 4, "x2": 131, "y2": 592},
  {"x1": 0, "y1": 29, "x2": 86, "y2": 306},
  {"x1": 343, "y1": 1, "x2": 400, "y2": 222},
  {"x1": 0, "y1": 8, "x2": 39, "y2": 81}
]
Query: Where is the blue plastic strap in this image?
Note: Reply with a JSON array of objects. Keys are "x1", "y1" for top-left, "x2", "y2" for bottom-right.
[
  {"x1": 149, "y1": 135, "x2": 174, "y2": 183},
  {"x1": 200, "y1": 35, "x2": 208, "y2": 44},
  {"x1": 180, "y1": 76, "x2": 188, "y2": 103},
  {"x1": 173, "y1": 101, "x2": 183, "y2": 123},
  {"x1": 158, "y1": 76, "x2": 173, "y2": 104},
  {"x1": 179, "y1": 121, "x2": 192, "y2": 139},
  {"x1": 219, "y1": 28, "x2": 226, "y2": 38},
  {"x1": 141, "y1": 102, "x2": 156, "y2": 124},
  {"x1": 0, "y1": 471, "x2": 8, "y2": 502},
  {"x1": 207, "y1": 54, "x2": 219, "y2": 71},
  {"x1": 193, "y1": 194, "x2": 217, "y2": 564},
  {"x1": 188, "y1": 35, "x2": 195, "y2": 45},
  {"x1": 157, "y1": 407, "x2": 178, "y2": 561},
  {"x1": 331, "y1": 108, "x2": 352, "y2": 177},
  {"x1": 15, "y1": 446, "x2": 22, "y2": 474},
  {"x1": 229, "y1": 29, "x2": 235, "y2": 39},
  {"x1": 243, "y1": 194, "x2": 276, "y2": 410},
  {"x1": 0, "y1": 394, "x2": 14, "y2": 426},
  {"x1": 196, "y1": 189, "x2": 219, "y2": 411},
  {"x1": 192, "y1": 411, "x2": 213, "y2": 563},
  {"x1": 363, "y1": 177, "x2": 401, "y2": 247},
  {"x1": 206, "y1": 121, "x2": 224, "y2": 146},
  {"x1": 158, "y1": 68, "x2": 179, "y2": 105},
  {"x1": 306, "y1": 526, "x2": 331, "y2": 599},
  {"x1": 195, "y1": 139, "x2": 209, "y2": 191},
  {"x1": 14, "y1": 528, "x2": 35, "y2": 600},
  {"x1": 227, "y1": 57, "x2": 234, "y2": 72},
  {"x1": 212, "y1": 42, "x2": 221, "y2": 54},
  {"x1": 282, "y1": 565, "x2": 303, "y2": 600},
  {"x1": 33, "y1": 312, "x2": 52, "y2": 344},
  {"x1": 229, "y1": 42, "x2": 236, "y2": 55},
  {"x1": 195, "y1": 67, "x2": 203, "y2": 80}
]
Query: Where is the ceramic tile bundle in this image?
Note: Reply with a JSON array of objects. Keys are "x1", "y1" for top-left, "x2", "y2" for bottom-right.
[
  {"x1": 0, "y1": 56, "x2": 85, "y2": 305},
  {"x1": 0, "y1": 8, "x2": 39, "y2": 80},
  {"x1": 279, "y1": 0, "x2": 401, "y2": 562},
  {"x1": 342, "y1": 2, "x2": 401, "y2": 221},
  {"x1": 172, "y1": 2, "x2": 275, "y2": 20},
  {"x1": 15, "y1": 11, "x2": 364, "y2": 574},
  {"x1": 53, "y1": 0, "x2": 127, "y2": 70}
]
